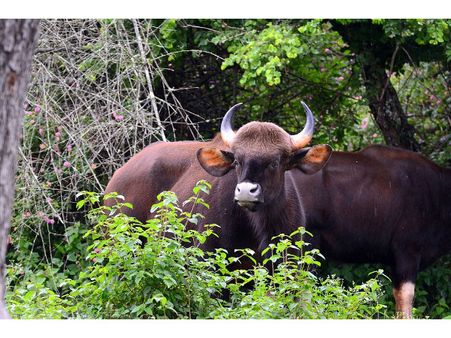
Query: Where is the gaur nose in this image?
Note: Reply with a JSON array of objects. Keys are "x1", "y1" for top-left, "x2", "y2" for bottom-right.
[{"x1": 235, "y1": 182, "x2": 262, "y2": 201}]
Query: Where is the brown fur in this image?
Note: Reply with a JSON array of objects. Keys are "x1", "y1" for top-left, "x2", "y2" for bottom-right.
[
  {"x1": 295, "y1": 145, "x2": 451, "y2": 317},
  {"x1": 233, "y1": 122, "x2": 293, "y2": 154},
  {"x1": 105, "y1": 123, "x2": 451, "y2": 318},
  {"x1": 105, "y1": 122, "x2": 330, "y2": 258}
]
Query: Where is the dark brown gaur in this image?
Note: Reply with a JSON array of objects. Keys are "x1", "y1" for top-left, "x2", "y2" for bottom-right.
[
  {"x1": 196, "y1": 102, "x2": 329, "y2": 217},
  {"x1": 104, "y1": 103, "x2": 451, "y2": 319},
  {"x1": 190, "y1": 102, "x2": 331, "y2": 253},
  {"x1": 293, "y1": 146, "x2": 451, "y2": 318},
  {"x1": 105, "y1": 102, "x2": 331, "y2": 257}
]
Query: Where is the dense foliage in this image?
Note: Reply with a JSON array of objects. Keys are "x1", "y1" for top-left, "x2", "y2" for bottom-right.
[
  {"x1": 7, "y1": 183, "x2": 389, "y2": 319},
  {"x1": 8, "y1": 19, "x2": 450, "y2": 319}
]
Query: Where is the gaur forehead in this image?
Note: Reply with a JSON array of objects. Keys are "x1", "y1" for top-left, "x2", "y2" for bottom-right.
[{"x1": 232, "y1": 121, "x2": 292, "y2": 157}]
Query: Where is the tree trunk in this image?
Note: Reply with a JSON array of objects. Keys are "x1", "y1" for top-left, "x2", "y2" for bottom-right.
[
  {"x1": 362, "y1": 63, "x2": 420, "y2": 151},
  {"x1": 0, "y1": 19, "x2": 40, "y2": 319},
  {"x1": 331, "y1": 20, "x2": 421, "y2": 152}
]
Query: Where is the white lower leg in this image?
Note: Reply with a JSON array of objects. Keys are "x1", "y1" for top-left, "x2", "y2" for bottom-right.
[{"x1": 393, "y1": 281, "x2": 415, "y2": 319}]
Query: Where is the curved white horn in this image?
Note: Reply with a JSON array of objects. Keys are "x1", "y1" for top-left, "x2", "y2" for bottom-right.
[
  {"x1": 220, "y1": 103, "x2": 242, "y2": 146},
  {"x1": 290, "y1": 101, "x2": 315, "y2": 149}
]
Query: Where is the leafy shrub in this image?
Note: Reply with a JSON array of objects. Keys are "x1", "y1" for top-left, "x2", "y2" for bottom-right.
[
  {"x1": 322, "y1": 257, "x2": 451, "y2": 319},
  {"x1": 7, "y1": 182, "x2": 388, "y2": 319}
]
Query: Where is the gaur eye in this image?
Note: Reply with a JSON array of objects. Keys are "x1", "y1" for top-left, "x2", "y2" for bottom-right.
[{"x1": 269, "y1": 161, "x2": 279, "y2": 169}]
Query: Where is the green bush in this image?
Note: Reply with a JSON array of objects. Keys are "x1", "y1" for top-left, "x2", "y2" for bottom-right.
[{"x1": 7, "y1": 181, "x2": 389, "y2": 319}]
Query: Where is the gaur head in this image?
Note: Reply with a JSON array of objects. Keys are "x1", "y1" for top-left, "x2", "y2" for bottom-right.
[{"x1": 197, "y1": 102, "x2": 332, "y2": 211}]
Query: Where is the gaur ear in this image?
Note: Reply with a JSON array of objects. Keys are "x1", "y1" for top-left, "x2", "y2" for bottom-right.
[
  {"x1": 289, "y1": 144, "x2": 332, "y2": 174},
  {"x1": 197, "y1": 147, "x2": 235, "y2": 177}
]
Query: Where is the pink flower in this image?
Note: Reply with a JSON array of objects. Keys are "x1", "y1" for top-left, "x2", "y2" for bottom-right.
[
  {"x1": 34, "y1": 106, "x2": 41, "y2": 113},
  {"x1": 43, "y1": 216, "x2": 55, "y2": 225},
  {"x1": 38, "y1": 128, "x2": 45, "y2": 136},
  {"x1": 113, "y1": 111, "x2": 124, "y2": 121},
  {"x1": 336, "y1": 76, "x2": 345, "y2": 82},
  {"x1": 63, "y1": 161, "x2": 71, "y2": 168},
  {"x1": 324, "y1": 48, "x2": 332, "y2": 54},
  {"x1": 66, "y1": 144, "x2": 73, "y2": 152},
  {"x1": 112, "y1": 111, "x2": 124, "y2": 121},
  {"x1": 39, "y1": 143, "x2": 46, "y2": 150},
  {"x1": 24, "y1": 111, "x2": 34, "y2": 116},
  {"x1": 94, "y1": 248, "x2": 101, "y2": 254},
  {"x1": 360, "y1": 117, "x2": 369, "y2": 130}
]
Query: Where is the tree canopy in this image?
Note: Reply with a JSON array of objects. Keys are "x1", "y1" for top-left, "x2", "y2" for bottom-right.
[{"x1": 154, "y1": 19, "x2": 450, "y2": 162}]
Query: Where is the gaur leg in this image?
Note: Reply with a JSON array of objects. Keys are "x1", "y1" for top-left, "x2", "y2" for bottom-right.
[
  {"x1": 392, "y1": 252, "x2": 420, "y2": 319},
  {"x1": 392, "y1": 281, "x2": 416, "y2": 319}
]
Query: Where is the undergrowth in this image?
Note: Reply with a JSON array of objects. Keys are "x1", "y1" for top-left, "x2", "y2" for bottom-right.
[{"x1": 6, "y1": 181, "x2": 389, "y2": 319}]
